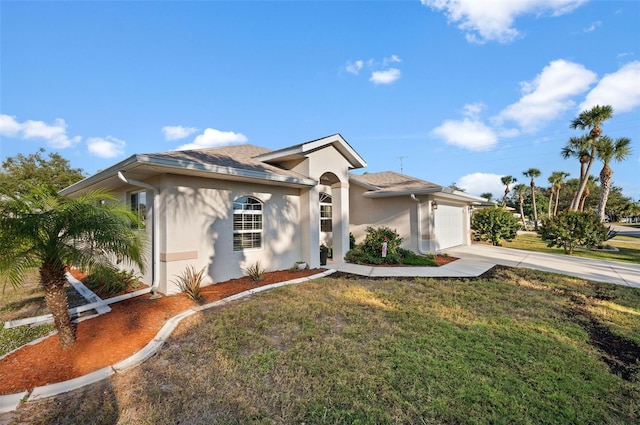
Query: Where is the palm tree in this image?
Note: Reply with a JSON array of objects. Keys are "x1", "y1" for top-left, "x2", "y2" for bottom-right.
[
  {"x1": 547, "y1": 171, "x2": 570, "y2": 217},
  {"x1": 595, "y1": 136, "x2": 632, "y2": 221},
  {"x1": 567, "y1": 105, "x2": 613, "y2": 211},
  {"x1": 500, "y1": 175, "x2": 516, "y2": 207},
  {"x1": 513, "y1": 183, "x2": 528, "y2": 230},
  {"x1": 578, "y1": 175, "x2": 598, "y2": 212},
  {"x1": 0, "y1": 186, "x2": 146, "y2": 349},
  {"x1": 553, "y1": 171, "x2": 570, "y2": 216},
  {"x1": 523, "y1": 168, "x2": 541, "y2": 230}
]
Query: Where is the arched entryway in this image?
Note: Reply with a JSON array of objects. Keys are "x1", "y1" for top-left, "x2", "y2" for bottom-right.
[{"x1": 319, "y1": 172, "x2": 349, "y2": 263}]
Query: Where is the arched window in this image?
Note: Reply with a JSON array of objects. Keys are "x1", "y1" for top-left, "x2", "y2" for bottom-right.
[
  {"x1": 319, "y1": 193, "x2": 332, "y2": 232},
  {"x1": 233, "y1": 196, "x2": 263, "y2": 250}
]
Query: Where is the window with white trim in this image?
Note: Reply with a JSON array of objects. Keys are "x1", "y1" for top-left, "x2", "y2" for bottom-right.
[
  {"x1": 233, "y1": 196, "x2": 263, "y2": 250},
  {"x1": 320, "y1": 193, "x2": 332, "y2": 232},
  {"x1": 130, "y1": 191, "x2": 147, "y2": 229}
]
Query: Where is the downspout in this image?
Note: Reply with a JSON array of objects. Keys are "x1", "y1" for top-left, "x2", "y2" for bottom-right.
[
  {"x1": 410, "y1": 194, "x2": 429, "y2": 255},
  {"x1": 117, "y1": 171, "x2": 160, "y2": 298}
]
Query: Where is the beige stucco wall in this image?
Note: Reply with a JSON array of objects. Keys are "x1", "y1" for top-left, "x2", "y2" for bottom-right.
[
  {"x1": 117, "y1": 174, "x2": 303, "y2": 294},
  {"x1": 349, "y1": 184, "x2": 427, "y2": 252}
]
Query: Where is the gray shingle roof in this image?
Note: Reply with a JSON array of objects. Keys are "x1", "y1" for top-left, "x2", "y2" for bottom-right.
[
  {"x1": 147, "y1": 144, "x2": 310, "y2": 180},
  {"x1": 350, "y1": 171, "x2": 441, "y2": 192}
]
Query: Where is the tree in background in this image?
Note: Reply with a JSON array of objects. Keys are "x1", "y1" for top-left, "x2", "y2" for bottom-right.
[
  {"x1": 522, "y1": 168, "x2": 542, "y2": 230},
  {"x1": 595, "y1": 136, "x2": 632, "y2": 222},
  {"x1": 0, "y1": 148, "x2": 85, "y2": 193},
  {"x1": 566, "y1": 105, "x2": 613, "y2": 211},
  {"x1": 0, "y1": 186, "x2": 146, "y2": 349},
  {"x1": 480, "y1": 192, "x2": 494, "y2": 202},
  {"x1": 512, "y1": 183, "x2": 528, "y2": 229},
  {"x1": 547, "y1": 171, "x2": 570, "y2": 217},
  {"x1": 500, "y1": 175, "x2": 516, "y2": 207}
]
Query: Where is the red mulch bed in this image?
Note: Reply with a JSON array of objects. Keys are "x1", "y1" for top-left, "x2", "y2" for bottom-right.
[{"x1": 0, "y1": 268, "x2": 322, "y2": 396}]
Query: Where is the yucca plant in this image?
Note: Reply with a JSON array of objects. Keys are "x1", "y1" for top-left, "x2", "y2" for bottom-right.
[
  {"x1": 172, "y1": 265, "x2": 206, "y2": 303},
  {"x1": 243, "y1": 261, "x2": 265, "y2": 282}
]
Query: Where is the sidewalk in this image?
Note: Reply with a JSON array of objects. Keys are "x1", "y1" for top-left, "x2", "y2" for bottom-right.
[{"x1": 331, "y1": 244, "x2": 640, "y2": 288}]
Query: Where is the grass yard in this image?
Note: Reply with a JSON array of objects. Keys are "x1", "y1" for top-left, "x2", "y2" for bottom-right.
[{"x1": 6, "y1": 267, "x2": 639, "y2": 424}]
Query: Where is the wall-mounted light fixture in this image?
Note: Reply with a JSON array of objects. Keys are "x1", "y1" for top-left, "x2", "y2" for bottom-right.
[
  {"x1": 468, "y1": 205, "x2": 474, "y2": 213},
  {"x1": 431, "y1": 200, "x2": 438, "y2": 210}
]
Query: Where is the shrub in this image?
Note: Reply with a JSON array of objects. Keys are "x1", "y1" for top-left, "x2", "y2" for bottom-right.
[
  {"x1": 243, "y1": 261, "x2": 265, "y2": 282},
  {"x1": 361, "y1": 226, "x2": 403, "y2": 263},
  {"x1": 471, "y1": 207, "x2": 520, "y2": 246},
  {"x1": 84, "y1": 268, "x2": 141, "y2": 296},
  {"x1": 539, "y1": 211, "x2": 611, "y2": 255},
  {"x1": 172, "y1": 265, "x2": 206, "y2": 303}
]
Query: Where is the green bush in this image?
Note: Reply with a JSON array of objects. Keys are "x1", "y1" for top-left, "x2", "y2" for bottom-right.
[
  {"x1": 471, "y1": 207, "x2": 520, "y2": 246},
  {"x1": 539, "y1": 211, "x2": 611, "y2": 255},
  {"x1": 361, "y1": 226, "x2": 402, "y2": 262},
  {"x1": 84, "y1": 268, "x2": 141, "y2": 296}
]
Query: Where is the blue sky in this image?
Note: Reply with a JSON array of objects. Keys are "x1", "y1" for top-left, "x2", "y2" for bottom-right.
[{"x1": 1, "y1": 0, "x2": 639, "y2": 200}]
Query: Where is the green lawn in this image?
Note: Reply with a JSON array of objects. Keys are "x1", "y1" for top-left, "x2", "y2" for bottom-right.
[
  {"x1": 498, "y1": 231, "x2": 640, "y2": 264},
  {"x1": 7, "y1": 268, "x2": 639, "y2": 424}
]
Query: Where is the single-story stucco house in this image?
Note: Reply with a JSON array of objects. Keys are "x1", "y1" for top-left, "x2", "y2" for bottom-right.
[{"x1": 60, "y1": 134, "x2": 485, "y2": 294}]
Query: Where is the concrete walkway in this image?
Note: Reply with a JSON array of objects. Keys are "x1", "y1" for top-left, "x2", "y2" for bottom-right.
[{"x1": 331, "y1": 244, "x2": 640, "y2": 288}]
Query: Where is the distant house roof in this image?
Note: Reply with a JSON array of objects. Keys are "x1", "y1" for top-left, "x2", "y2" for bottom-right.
[{"x1": 349, "y1": 171, "x2": 486, "y2": 203}]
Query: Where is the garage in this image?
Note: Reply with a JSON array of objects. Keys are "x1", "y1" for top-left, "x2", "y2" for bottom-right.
[{"x1": 434, "y1": 203, "x2": 465, "y2": 250}]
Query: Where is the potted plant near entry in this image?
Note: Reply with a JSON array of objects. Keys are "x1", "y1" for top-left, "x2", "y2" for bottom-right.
[{"x1": 320, "y1": 245, "x2": 329, "y2": 266}]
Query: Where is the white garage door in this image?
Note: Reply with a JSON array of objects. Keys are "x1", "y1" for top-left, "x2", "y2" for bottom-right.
[{"x1": 434, "y1": 204, "x2": 464, "y2": 249}]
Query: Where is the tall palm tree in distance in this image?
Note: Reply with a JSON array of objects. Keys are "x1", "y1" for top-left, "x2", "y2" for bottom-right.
[
  {"x1": 0, "y1": 186, "x2": 147, "y2": 349},
  {"x1": 513, "y1": 183, "x2": 528, "y2": 230},
  {"x1": 553, "y1": 171, "x2": 570, "y2": 216},
  {"x1": 595, "y1": 136, "x2": 632, "y2": 221},
  {"x1": 547, "y1": 171, "x2": 570, "y2": 217},
  {"x1": 523, "y1": 168, "x2": 542, "y2": 230},
  {"x1": 500, "y1": 175, "x2": 516, "y2": 207},
  {"x1": 567, "y1": 104, "x2": 613, "y2": 211}
]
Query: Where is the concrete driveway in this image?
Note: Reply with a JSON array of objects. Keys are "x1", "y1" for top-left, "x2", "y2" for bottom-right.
[{"x1": 444, "y1": 244, "x2": 640, "y2": 288}]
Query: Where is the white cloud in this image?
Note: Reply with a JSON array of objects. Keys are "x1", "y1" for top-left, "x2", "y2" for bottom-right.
[
  {"x1": 494, "y1": 59, "x2": 597, "y2": 131},
  {"x1": 345, "y1": 60, "x2": 364, "y2": 75},
  {"x1": 176, "y1": 128, "x2": 248, "y2": 151},
  {"x1": 370, "y1": 68, "x2": 401, "y2": 85},
  {"x1": 383, "y1": 55, "x2": 402, "y2": 66},
  {"x1": 421, "y1": 0, "x2": 586, "y2": 44},
  {"x1": 87, "y1": 136, "x2": 126, "y2": 158},
  {"x1": 162, "y1": 125, "x2": 199, "y2": 141},
  {"x1": 457, "y1": 172, "x2": 505, "y2": 198},
  {"x1": 579, "y1": 61, "x2": 640, "y2": 113},
  {"x1": 0, "y1": 114, "x2": 80, "y2": 148},
  {"x1": 431, "y1": 117, "x2": 497, "y2": 151},
  {"x1": 583, "y1": 21, "x2": 601, "y2": 33},
  {"x1": 344, "y1": 55, "x2": 402, "y2": 84},
  {"x1": 0, "y1": 114, "x2": 22, "y2": 136}
]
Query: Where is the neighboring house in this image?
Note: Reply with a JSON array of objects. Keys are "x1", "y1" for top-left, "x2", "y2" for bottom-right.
[
  {"x1": 349, "y1": 172, "x2": 485, "y2": 254},
  {"x1": 60, "y1": 134, "x2": 483, "y2": 294}
]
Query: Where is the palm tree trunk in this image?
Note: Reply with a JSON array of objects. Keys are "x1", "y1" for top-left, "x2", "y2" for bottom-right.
[
  {"x1": 531, "y1": 185, "x2": 539, "y2": 231},
  {"x1": 571, "y1": 150, "x2": 595, "y2": 211},
  {"x1": 40, "y1": 262, "x2": 76, "y2": 349},
  {"x1": 554, "y1": 187, "x2": 561, "y2": 216},
  {"x1": 547, "y1": 187, "x2": 554, "y2": 218},
  {"x1": 519, "y1": 195, "x2": 527, "y2": 230},
  {"x1": 597, "y1": 164, "x2": 613, "y2": 222}
]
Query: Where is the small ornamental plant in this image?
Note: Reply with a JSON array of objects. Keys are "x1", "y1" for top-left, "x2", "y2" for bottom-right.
[
  {"x1": 243, "y1": 261, "x2": 266, "y2": 282},
  {"x1": 172, "y1": 265, "x2": 206, "y2": 303}
]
